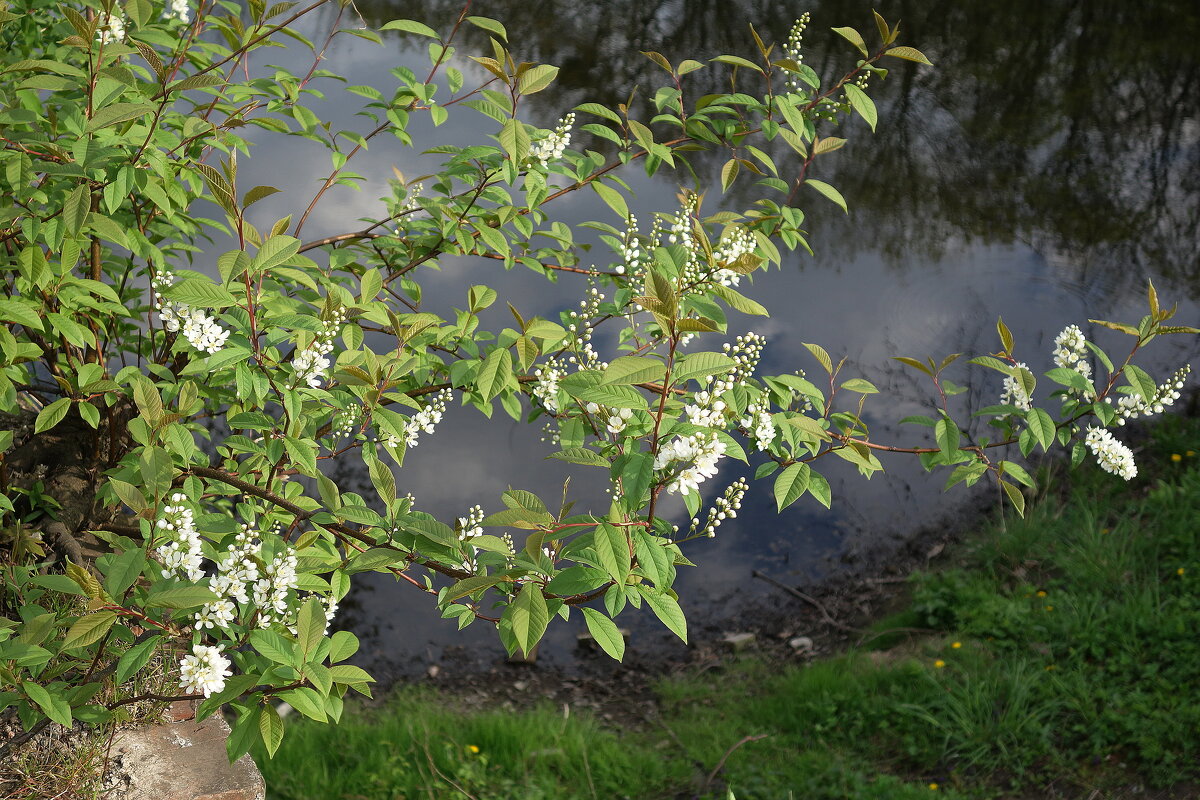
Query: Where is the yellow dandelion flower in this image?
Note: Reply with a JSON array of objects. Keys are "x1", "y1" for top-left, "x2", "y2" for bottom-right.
[
  {"x1": 1172, "y1": 453, "x2": 1183, "y2": 462},
  {"x1": 951, "y1": 641, "x2": 962, "y2": 649},
  {"x1": 928, "y1": 783, "x2": 939, "y2": 791},
  {"x1": 467, "y1": 745, "x2": 480, "y2": 754},
  {"x1": 1036, "y1": 590, "x2": 1047, "y2": 597},
  {"x1": 934, "y1": 659, "x2": 946, "y2": 669},
  {"x1": 1187, "y1": 450, "x2": 1196, "y2": 457},
  {"x1": 1045, "y1": 605, "x2": 1054, "y2": 611},
  {"x1": 1045, "y1": 664, "x2": 1057, "y2": 671},
  {"x1": 1178, "y1": 568, "x2": 1186, "y2": 576}
]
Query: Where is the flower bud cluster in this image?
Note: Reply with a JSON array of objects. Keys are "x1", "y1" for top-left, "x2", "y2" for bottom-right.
[
  {"x1": 531, "y1": 113, "x2": 575, "y2": 168},
  {"x1": 1000, "y1": 362, "x2": 1033, "y2": 411},
  {"x1": 1084, "y1": 426, "x2": 1137, "y2": 480},
  {"x1": 331, "y1": 404, "x2": 361, "y2": 439},
  {"x1": 615, "y1": 215, "x2": 645, "y2": 277},
  {"x1": 691, "y1": 477, "x2": 747, "y2": 538},
  {"x1": 564, "y1": 286, "x2": 606, "y2": 368},
  {"x1": 379, "y1": 388, "x2": 452, "y2": 449},
  {"x1": 654, "y1": 432, "x2": 726, "y2": 495},
  {"x1": 783, "y1": 14, "x2": 811, "y2": 91},
  {"x1": 403, "y1": 182, "x2": 423, "y2": 212},
  {"x1": 155, "y1": 494, "x2": 204, "y2": 582},
  {"x1": 533, "y1": 359, "x2": 565, "y2": 414},
  {"x1": 152, "y1": 271, "x2": 230, "y2": 354},
  {"x1": 741, "y1": 396, "x2": 775, "y2": 451},
  {"x1": 457, "y1": 505, "x2": 484, "y2": 540},
  {"x1": 293, "y1": 309, "x2": 346, "y2": 389},
  {"x1": 1052, "y1": 324, "x2": 1092, "y2": 382},
  {"x1": 724, "y1": 332, "x2": 766, "y2": 383},
  {"x1": 178, "y1": 644, "x2": 232, "y2": 698},
  {"x1": 1109, "y1": 365, "x2": 1190, "y2": 423}
]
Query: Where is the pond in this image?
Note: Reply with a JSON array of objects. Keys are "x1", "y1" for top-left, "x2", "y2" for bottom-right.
[{"x1": 217, "y1": 0, "x2": 1200, "y2": 676}]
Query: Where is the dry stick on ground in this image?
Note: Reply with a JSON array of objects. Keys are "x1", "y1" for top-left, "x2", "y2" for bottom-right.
[
  {"x1": 699, "y1": 733, "x2": 770, "y2": 797},
  {"x1": 751, "y1": 569, "x2": 860, "y2": 633}
]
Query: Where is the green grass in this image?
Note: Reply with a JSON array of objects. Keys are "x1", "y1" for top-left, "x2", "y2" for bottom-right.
[{"x1": 260, "y1": 417, "x2": 1200, "y2": 799}]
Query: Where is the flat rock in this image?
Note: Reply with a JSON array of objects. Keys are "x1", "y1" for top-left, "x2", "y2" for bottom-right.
[{"x1": 106, "y1": 714, "x2": 265, "y2": 800}]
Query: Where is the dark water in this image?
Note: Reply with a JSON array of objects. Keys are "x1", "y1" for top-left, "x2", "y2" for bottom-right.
[{"x1": 220, "y1": 1, "x2": 1200, "y2": 675}]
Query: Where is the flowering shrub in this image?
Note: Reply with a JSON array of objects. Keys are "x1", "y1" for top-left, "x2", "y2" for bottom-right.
[{"x1": 0, "y1": 0, "x2": 1193, "y2": 764}]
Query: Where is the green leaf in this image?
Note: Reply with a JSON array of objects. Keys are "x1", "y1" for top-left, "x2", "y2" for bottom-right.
[
  {"x1": 638, "y1": 587, "x2": 687, "y2": 643},
  {"x1": 24, "y1": 682, "x2": 71, "y2": 727},
  {"x1": 710, "y1": 54, "x2": 764, "y2": 74},
  {"x1": 582, "y1": 607, "x2": 625, "y2": 661},
  {"x1": 832, "y1": 26, "x2": 869, "y2": 56},
  {"x1": 843, "y1": 83, "x2": 877, "y2": 132},
  {"x1": 840, "y1": 378, "x2": 878, "y2": 394},
  {"x1": 226, "y1": 706, "x2": 263, "y2": 762},
  {"x1": 591, "y1": 182, "x2": 628, "y2": 219},
  {"x1": 884, "y1": 46, "x2": 933, "y2": 66},
  {"x1": 0, "y1": 298, "x2": 44, "y2": 330},
  {"x1": 518, "y1": 64, "x2": 558, "y2": 95},
  {"x1": 87, "y1": 103, "x2": 155, "y2": 131},
  {"x1": 509, "y1": 584, "x2": 549, "y2": 657},
  {"x1": 805, "y1": 179, "x2": 847, "y2": 213},
  {"x1": 283, "y1": 436, "x2": 318, "y2": 477},
  {"x1": 466, "y1": 15, "x2": 506, "y2": 40},
  {"x1": 999, "y1": 461, "x2": 1035, "y2": 489},
  {"x1": 115, "y1": 635, "x2": 161, "y2": 684},
  {"x1": 166, "y1": 278, "x2": 237, "y2": 309},
  {"x1": 102, "y1": 548, "x2": 145, "y2": 596},
  {"x1": 444, "y1": 574, "x2": 509, "y2": 602},
  {"x1": 63, "y1": 184, "x2": 90, "y2": 236},
  {"x1": 296, "y1": 597, "x2": 324, "y2": 658},
  {"x1": 545, "y1": 566, "x2": 608, "y2": 596},
  {"x1": 720, "y1": 158, "x2": 739, "y2": 192},
  {"x1": 1123, "y1": 364, "x2": 1156, "y2": 404},
  {"x1": 251, "y1": 236, "x2": 302, "y2": 273},
  {"x1": 259, "y1": 703, "x2": 284, "y2": 757},
  {"x1": 475, "y1": 349, "x2": 513, "y2": 401},
  {"x1": 773, "y1": 462, "x2": 811, "y2": 511},
  {"x1": 602, "y1": 356, "x2": 664, "y2": 385},
  {"x1": 1001, "y1": 480, "x2": 1026, "y2": 518},
  {"x1": 143, "y1": 584, "x2": 219, "y2": 610},
  {"x1": 499, "y1": 118, "x2": 530, "y2": 162},
  {"x1": 34, "y1": 398, "x2": 71, "y2": 434},
  {"x1": 593, "y1": 522, "x2": 631, "y2": 583},
  {"x1": 1024, "y1": 407, "x2": 1055, "y2": 452},
  {"x1": 327, "y1": 631, "x2": 359, "y2": 663},
  {"x1": 802, "y1": 342, "x2": 833, "y2": 374},
  {"x1": 62, "y1": 611, "x2": 117, "y2": 650},
  {"x1": 380, "y1": 19, "x2": 439, "y2": 38},
  {"x1": 250, "y1": 629, "x2": 297, "y2": 666},
  {"x1": 934, "y1": 418, "x2": 960, "y2": 456},
  {"x1": 549, "y1": 448, "x2": 609, "y2": 468}
]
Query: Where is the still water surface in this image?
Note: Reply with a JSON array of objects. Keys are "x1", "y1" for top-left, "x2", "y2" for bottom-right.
[{"x1": 226, "y1": 0, "x2": 1200, "y2": 674}]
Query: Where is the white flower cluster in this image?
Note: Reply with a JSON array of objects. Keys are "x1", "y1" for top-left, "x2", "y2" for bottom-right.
[
  {"x1": 654, "y1": 432, "x2": 726, "y2": 495},
  {"x1": 741, "y1": 396, "x2": 775, "y2": 451},
  {"x1": 533, "y1": 359, "x2": 564, "y2": 414},
  {"x1": 403, "y1": 182, "x2": 423, "y2": 212},
  {"x1": 1052, "y1": 324, "x2": 1092, "y2": 383},
  {"x1": 252, "y1": 548, "x2": 299, "y2": 628},
  {"x1": 691, "y1": 477, "x2": 748, "y2": 538},
  {"x1": 712, "y1": 227, "x2": 756, "y2": 287},
  {"x1": 1109, "y1": 365, "x2": 1190, "y2": 424},
  {"x1": 168, "y1": 0, "x2": 189, "y2": 23},
  {"x1": 457, "y1": 505, "x2": 484, "y2": 540},
  {"x1": 783, "y1": 14, "x2": 811, "y2": 91},
  {"x1": 531, "y1": 113, "x2": 575, "y2": 168},
  {"x1": 152, "y1": 271, "x2": 230, "y2": 355},
  {"x1": 380, "y1": 388, "x2": 452, "y2": 449},
  {"x1": 684, "y1": 390, "x2": 727, "y2": 429},
  {"x1": 1000, "y1": 362, "x2": 1033, "y2": 411},
  {"x1": 178, "y1": 644, "x2": 232, "y2": 697},
  {"x1": 155, "y1": 494, "x2": 204, "y2": 582},
  {"x1": 1084, "y1": 426, "x2": 1137, "y2": 480},
  {"x1": 292, "y1": 309, "x2": 345, "y2": 389},
  {"x1": 587, "y1": 403, "x2": 634, "y2": 436},
  {"x1": 97, "y1": 12, "x2": 126, "y2": 44}
]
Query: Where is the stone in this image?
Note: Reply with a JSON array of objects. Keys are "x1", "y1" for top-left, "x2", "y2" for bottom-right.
[
  {"x1": 788, "y1": 636, "x2": 814, "y2": 652},
  {"x1": 721, "y1": 632, "x2": 756, "y2": 651},
  {"x1": 106, "y1": 714, "x2": 265, "y2": 800}
]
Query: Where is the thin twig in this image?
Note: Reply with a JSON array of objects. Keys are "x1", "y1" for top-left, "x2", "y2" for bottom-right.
[
  {"x1": 751, "y1": 569, "x2": 859, "y2": 633},
  {"x1": 700, "y1": 733, "x2": 769, "y2": 795}
]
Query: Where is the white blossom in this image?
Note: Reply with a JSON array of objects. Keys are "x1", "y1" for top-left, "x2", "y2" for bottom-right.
[
  {"x1": 178, "y1": 644, "x2": 232, "y2": 697},
  {"x1": 1084, "y1": 426, "x2": 1137, "y2": 480},
  {"x1": 1000, "y1": 362, "x2": 1033, "y2": 411},
  {"x1": 532, "y1": 360, "x2": 564, "y2": 413},
  {"x1": 194, "y1": 599, "x2": 237, "y2": 630},
  {"x1": 155, "y1": 493, "x2": 205, "y2": 582},
  {"x1": 167, "y1": 0, "x2": 190, "y2": 23},
  {"x1": 97, "y1": 12, "x2": 126, "y2": 44},
  {"x1": 531, "y1": 113, "x2": 575, "y2": 168},
  {"x1": 152, "y1": 271, "x2": 230, "y2": 355},
  {"x1": 1052, "y1": 324, "x2": 1093, "y2": 387},
  {"x1": 1110, "y1": 365, "x2": 1190, "y2": 425},
  {"x1": 292, "y1": 309, "x2": 345, "y2": 389},
  {"x1": 457, "y1": 505, "x2": 484, "y2": 540},
  {"x1": 654, "y1": 432, "x2": 726, "y2": 495}
]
